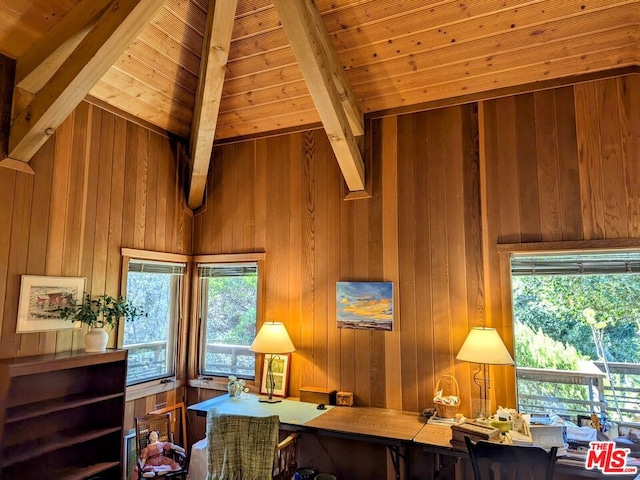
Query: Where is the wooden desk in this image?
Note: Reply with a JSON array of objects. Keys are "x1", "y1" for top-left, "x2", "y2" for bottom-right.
[
  {"x1": 413, "y1": 423, "x2": 640, "y2": 480},
  {"x1": 189, "y1": 395, "x2": 424, "y2": 479}
]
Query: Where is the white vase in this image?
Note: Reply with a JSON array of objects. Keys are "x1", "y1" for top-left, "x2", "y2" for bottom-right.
[{"x1": 84, "y1": 327, "x2": 109, "y2": 352}]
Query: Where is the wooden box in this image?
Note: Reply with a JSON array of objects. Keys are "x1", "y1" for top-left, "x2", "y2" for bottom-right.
[
  {"x1": 336, "y1": 391, "x2": 354, "y2": 406},
  {"x1": 300, "y1": 386, "x2": 337, "y2": 405}
]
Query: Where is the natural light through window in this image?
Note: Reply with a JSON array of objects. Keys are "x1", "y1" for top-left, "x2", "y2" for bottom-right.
[
  {"x1": 122, "y1": 259, "x2": 185, "y2": 385},
  {"x1": 198, "y1": 261, "x2": 259, "y2": 379},
  {"x1": 511, "y1": 251, "x2": 640, "y2": 423}
]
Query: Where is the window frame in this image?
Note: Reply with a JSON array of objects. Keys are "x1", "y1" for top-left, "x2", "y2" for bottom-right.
[
  {"x1": 119, "y1": 248, "x2": 191, "y2": 401},
  {"x1": 188, "y1": 252, "x2": 266, "y2": 391},
  {"x1": 499, "y1": 240, "x2": 640, "y2": 419}
]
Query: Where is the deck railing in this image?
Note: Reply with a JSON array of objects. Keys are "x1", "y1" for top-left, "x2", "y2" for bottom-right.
[{"x1": 517, "y1": 363, "x2": 640, "y2": 423}]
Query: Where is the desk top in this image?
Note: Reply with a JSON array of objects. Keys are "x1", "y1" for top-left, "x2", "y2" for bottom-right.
[
  {"x1": 413, "y1": 423, "x2": 464, "y2": 452},
  {"x1": 188, "y1": 394, "x2": 332, "y2": 425},
  {"x1": 304, "y1": 405, "x2": 425, "y2": 442}
]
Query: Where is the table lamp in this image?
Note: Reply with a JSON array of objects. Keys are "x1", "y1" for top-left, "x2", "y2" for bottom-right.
[
  {"x1": 456, "y1": 326, "x2": 514, "y2": 418},
  {"x1": 250, "y1": 321, "x2": 295, "y2": 403}
]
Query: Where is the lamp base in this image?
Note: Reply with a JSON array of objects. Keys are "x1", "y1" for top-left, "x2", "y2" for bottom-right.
[{"x1": 258, "y1": 396, "x2": 282, "y2": 403}]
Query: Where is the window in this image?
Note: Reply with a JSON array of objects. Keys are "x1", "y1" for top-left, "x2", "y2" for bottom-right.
[
  {"x1": 122, "y1": 256, "x2": 186, "y2": 386},
  {"x1": 510, "y1": 251, "x2": 640, "y2": 423},
  {"x1": 198, "y1": 256, "x2": 263, "y2": 379}
]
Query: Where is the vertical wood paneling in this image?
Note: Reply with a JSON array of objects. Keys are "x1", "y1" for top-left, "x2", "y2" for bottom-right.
[
  {"x1": 380, "y1": 116, "x2": 402, "y2": 411},
  {"x1": 534, "y1": 90, "x2": 562, "y2": 241},
  {"x1": 575, "y1": 82, "x2": 606, "y2": 239},
  {"x1": 288, "y1": 133, "x2": 303, "y2": 395},
  {"x1": 0, "y1": 100, "x2": 187, "y2": 364},
  {"x1": 300, "y1": 131, "x2": 316, "y2": 390},
  {"x1": 554, "y1": 87, "x2": 583, "y2": 240},
  {"x1": 368, "y1": 120, "x2": 386, "y2": 408},
  {"x1": 494, "y1": 98, "x2": 519, "y2": 243},
  {"x1": 598, "y1": 78, "x2": 627, "y2": 239},
  {"x1": 620, "y1": 75, "x2": 640, "y2": 238},
  {"x1": 481, "y1": 74, "x2": 640, "y2": 411},
  {"x1": 396, "y1": 113, "x2": 418, "y2": 412},
  {"x1": 515, "y1": 94, "x2": 542, "y2": 243},
  {"x1": 192, "y1": 73, "x2": 637, "y2": 415}
]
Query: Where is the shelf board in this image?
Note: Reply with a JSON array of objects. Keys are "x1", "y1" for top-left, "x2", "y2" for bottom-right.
[
  {"x1": 2, "y1": 426, "x2": 122, "y2": 467},
  {"x1": 6, "y1": 392, "x2": 124, "y2": 423},
  {"x1": 51, "y1": 461, "x2": 120, "y2": 480}
]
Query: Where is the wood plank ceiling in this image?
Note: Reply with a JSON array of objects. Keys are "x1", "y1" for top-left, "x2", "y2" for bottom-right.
[{"x1": 1, "y1": 0, "x2": 638, "y2": 143}]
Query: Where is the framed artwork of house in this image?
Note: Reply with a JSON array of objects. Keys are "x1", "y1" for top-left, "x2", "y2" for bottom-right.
[{"x1": 16, "y1": 275, "x2": 85, "y2": 333}]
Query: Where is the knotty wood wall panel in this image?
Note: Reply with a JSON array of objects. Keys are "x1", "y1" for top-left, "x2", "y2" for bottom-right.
[
  {"x1": 481, "y1": 74, "x2": 640, "y2": 410},
  {"x1": 0, "y1": 101, "x2": 190, "y2": 428}
]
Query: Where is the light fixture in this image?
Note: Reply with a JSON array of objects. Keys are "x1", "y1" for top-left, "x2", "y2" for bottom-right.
[
  {"x1": 250, "y1": 321, "x2": 295, "y2": 403},
  {"x1": 456, "y1": 326, "x2": 514, "y2": 418}
]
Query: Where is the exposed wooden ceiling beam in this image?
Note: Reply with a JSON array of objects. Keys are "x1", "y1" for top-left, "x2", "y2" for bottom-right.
[
  {"x1": 6, "y1": 0, "x2": 166, "y2": 167},
  {"x1": 273, "y1": 0, "x2": 365, "y2": 192},
  {"x1": 15, "y1": 0, "x2": 112, "y2": 94},
  {"x1": 186, "y1": 0, "x2": 238, "y2": 210}
]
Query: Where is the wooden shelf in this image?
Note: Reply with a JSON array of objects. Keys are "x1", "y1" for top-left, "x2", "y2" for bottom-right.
[
  {"x1": 3, "y1": 426, "x2": 122, "y2": 467},
  {"x1": 6, "y1": 392, "x2": 124, "y2": 423},
  {"x1": 0, "y1": 349, "x2": 127, "y2": 479},
  {"x1": 51, "y1": 461, "x2": 120, "y2": 480}
]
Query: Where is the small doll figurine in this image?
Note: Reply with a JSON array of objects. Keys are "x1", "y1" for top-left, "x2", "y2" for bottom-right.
[{"x1": 138, "y1": 430, "x2": 186, "y2": 477}]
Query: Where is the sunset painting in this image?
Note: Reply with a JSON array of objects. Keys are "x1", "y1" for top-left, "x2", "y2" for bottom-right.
[{"x1": 336, "y1": 282, "x2": 393, "y2": 331}]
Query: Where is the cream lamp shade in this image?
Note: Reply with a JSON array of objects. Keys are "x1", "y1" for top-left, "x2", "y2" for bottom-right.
[
  {"x1": 456, "y1": 327, "x2": 514, "y2": 365},
  {"x1": 250, "y1": 322, "x2": 295, "y2": 354}
]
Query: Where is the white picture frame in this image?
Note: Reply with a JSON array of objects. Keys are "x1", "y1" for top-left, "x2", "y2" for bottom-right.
[{"x1": 16, "y1": 275, "x2": 85, "y2": 333}]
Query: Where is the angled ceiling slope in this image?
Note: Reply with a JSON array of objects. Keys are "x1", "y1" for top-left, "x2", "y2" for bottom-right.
[{"x1": 0, "y1": 0, "x2": 638, "y2": 205}]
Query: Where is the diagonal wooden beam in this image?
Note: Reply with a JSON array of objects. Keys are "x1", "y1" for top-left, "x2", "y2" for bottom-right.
[
  {"x1": 273, "y1": 0, "x2": 365, "y2": 192},
  {"x1": 186, "y1": 0, "x2": 238, "y2": 210},
  {"x1": 7, "y1": 0, "x2": 166, "y2": 165},
  {"x1": 15, "y1": 0, "x2": 112, "y2": 94}
]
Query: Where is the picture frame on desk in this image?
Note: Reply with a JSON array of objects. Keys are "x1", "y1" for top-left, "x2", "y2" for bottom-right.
[
  {"x1": 260, "y1": 353, "x2": 290, "y2": 398},
  {"x1": 577, "y1": 414, "x2": 594, "y2": 428}
]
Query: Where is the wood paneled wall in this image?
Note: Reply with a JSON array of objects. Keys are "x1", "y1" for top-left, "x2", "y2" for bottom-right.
[
  {"x1": 1, "y1": 70, "x2": 637, "y2": 423},
  {"x1": 0, "y1": 101, "x2": 192, "y2": 428},
  {"x1": 193, "y1": 104, "x2": 483, "y2": 413},
  {"x1": 481, "y1": 74, "x2": 640, "y2": 410},
  {"x1": 194, "y1": 73, "x2": 640, "y2": 415}
]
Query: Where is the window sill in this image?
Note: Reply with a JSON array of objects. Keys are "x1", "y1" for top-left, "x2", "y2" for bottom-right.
[
  {"x1": 188, "y1": 377, "x2": 258, "y2": 392},
  {"x1": 126, "y1": 378, "x2": 184, "y2": 402}
]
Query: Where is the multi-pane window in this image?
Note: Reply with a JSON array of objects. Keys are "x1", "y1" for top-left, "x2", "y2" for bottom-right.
[
  {"x1": 122, "y1": 258, "x2": 185, "y2": 385},
  {"x1": 510, "y1": 251, "x2": 640, "y2": 422},
  {"x1": 198, "y1": 261, "x2": 259, "y2": 379}
]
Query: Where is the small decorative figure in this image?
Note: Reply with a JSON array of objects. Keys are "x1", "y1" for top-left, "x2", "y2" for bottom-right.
[{"x1": 139, "y1": 430, "x2": 186, "y2": 478}]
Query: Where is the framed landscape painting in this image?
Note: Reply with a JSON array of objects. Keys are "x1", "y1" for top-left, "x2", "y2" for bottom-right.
[
  {"x1": 16, "y1": 275, "x2": 85, "y2": 333},
  {"x1": 336, "y1": 281, "x2": 394, "y2": 331}
]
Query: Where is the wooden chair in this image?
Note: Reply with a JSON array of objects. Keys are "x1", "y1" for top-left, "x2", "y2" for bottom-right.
[
  {"x1": 272, "y1": 431, "x2": 300, "y2": 480},
  {"x1": 464, "y1": 436, "x2": 558, "y2": 480},
  {"x1": 135, "y1": 413, "x2": 188, "y2": 480}
]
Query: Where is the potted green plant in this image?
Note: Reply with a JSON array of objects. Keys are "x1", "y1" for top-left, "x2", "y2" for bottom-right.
[{"x1": 56, "y1": 294, "x2": 146, "y2": 352}]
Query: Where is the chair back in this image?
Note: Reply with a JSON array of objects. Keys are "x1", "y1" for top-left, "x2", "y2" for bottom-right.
[
  {"x1": 135, "y1": 413, "x2": 173, "y2": 454},
  {"x1": 206, "y1": 409, "x2": 280, "y2": 479},
  {"x1": 464, "y1": 437, "x2": 558, "y2": 480}
]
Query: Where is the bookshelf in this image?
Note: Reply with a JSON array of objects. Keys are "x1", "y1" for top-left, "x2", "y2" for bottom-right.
[{"x1": 0, "y1": 349, "x2": 127, "y2": 479}]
